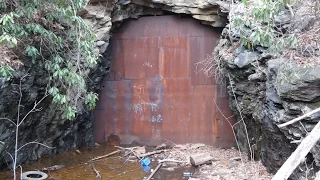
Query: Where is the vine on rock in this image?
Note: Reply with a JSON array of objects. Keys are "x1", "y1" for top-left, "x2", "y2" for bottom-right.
[{"x1": 0, "y1": 0, "x2": 99, "y2": 119}]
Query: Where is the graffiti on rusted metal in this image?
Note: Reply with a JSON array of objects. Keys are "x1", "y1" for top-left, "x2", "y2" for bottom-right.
[{"x1": 93, "y1": 15, "x2": 235, "y2": 147}]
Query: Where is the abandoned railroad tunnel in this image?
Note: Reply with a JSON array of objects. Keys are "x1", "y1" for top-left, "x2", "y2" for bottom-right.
[
  {"x1": 93, "y1": 15, "x2": 236, "y2": 148},
  {"x1": 1, "y1": 0, "x2": 319, "y2": 179}
]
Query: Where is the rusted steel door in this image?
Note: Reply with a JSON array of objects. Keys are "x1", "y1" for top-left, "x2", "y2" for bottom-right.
[{"x1": 94, "y1": 15, "x2": 235, "y2": 147}]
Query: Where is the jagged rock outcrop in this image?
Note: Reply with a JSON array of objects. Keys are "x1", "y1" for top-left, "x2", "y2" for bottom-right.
[{"x1": 215, "y1": 33, "x2": 320, "y2": 178}]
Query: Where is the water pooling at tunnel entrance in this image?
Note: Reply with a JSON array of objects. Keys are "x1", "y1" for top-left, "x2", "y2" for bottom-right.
[
  {"x1": 93, "y1": 15, "x2": 235, "y2": 147},
  {"x1": 0, "y1": 144, "x2": 197, "y2": 180}
]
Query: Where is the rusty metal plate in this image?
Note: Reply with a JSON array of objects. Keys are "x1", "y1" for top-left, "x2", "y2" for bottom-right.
[
  {"x1": 94, "y1": 15, "x2": 235, "y2": 147},
  {"x1": 159, "y1": 47, "x2": 189, "y2": 78}
]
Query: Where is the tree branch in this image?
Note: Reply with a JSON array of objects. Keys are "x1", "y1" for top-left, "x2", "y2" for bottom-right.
[
  {"x1": 17, "y1": 141, "x2": 54, "y2": 152},
  {"x1": 0, "y1": 118, "x2": 16, "y2": 126},
  {"x1": 278, "y1": 107, "x2": 320, "y2": 128},
  {"x1": 18, "y1": 93, "x2": 48, "y2": 126}
]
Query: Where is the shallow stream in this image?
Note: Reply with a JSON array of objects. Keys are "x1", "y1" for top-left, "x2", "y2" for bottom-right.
[{"x1": 0, "y1": 145, "x2": 195, "y2": 180}]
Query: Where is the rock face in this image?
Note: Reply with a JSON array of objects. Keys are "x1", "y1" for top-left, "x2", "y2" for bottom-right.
[
  {"x1": 215, "y1": 33, "x2": 320, "y2": 178},
  {"x1": 0, "y1": 0, "x2": 229, "y2": 169},
  {"x1": 0, "y1": 56, "x2": 108, "y2": 169}
]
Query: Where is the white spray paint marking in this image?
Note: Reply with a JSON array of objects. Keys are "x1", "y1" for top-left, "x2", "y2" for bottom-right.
[{"x1": 151, "y1": 114, "x2": 163, "y2": 123}]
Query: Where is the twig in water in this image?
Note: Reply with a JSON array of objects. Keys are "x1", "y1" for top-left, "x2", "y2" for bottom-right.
[
  {"x1": 116, "y1": 146, "x2": 142, "y2": 160},
  {"x1": 147, "y1": 163, "x2": 162, "y2": 180},
  {"x1": 89, "y1": 161, "x2": 101, "y2": 180},
  {"x1": 89, "y1": 150, "x2": 121, "y2": 162}
]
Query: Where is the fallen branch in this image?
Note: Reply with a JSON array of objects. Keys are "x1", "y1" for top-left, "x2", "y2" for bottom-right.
[
  {"x1": 89, "y1": 161, "x2": 101, "y2": 180},
  {"x1": 272, "y1": 120, "x2": 320, "y2": 180},
  {"x1": 116, "y1": 146, "x2": 144, "y2": 160},
  {"x1": 89, "y1": 150, "x2": 121, "y2": 162},
  {"x1": 138, "y1": 150, "x2": 165, "y2": 158},
  {"x1": 278, "y1": 107, "x2": 320, "y2": 128},
  {"x1": 146, "y1": 163, "x2": 162, "y2": 180},
  {"x1": 158, "y1": 159, "x2": 187, "y2": 163}
]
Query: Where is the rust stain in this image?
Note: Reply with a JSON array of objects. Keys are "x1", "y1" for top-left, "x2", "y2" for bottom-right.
[{"x1": 94, "y1": 15, "x2": 235, "y2": 147}]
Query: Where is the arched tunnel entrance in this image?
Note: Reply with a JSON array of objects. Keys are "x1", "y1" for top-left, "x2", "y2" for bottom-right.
[{"x1": 93, "y1": 15, "x2": 235, "y2": 148}]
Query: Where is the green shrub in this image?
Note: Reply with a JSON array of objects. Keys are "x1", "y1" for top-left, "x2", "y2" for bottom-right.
[
  {"x1": 230, "y1": 0, "x2": 298, "y2": 53},
  {"x1": 0, "y1": 0, "x2": 98, "y2": 120}
]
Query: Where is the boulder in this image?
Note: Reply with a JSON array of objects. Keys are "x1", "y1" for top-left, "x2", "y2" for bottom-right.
[
  {"x1": 234, "y1": 51, "x2": 261, "y2": 68},
  {"x1": 274, "y1": 62, "x2": 320, "y2": 102}
]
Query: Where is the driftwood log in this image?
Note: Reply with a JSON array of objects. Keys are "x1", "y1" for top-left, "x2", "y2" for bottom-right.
[
  {"x1": 190, "y1": 153, "x2": 214, "y2": 166},
  {"x1": 273, "y1": 120, "x2": 320, "y2": 180}
]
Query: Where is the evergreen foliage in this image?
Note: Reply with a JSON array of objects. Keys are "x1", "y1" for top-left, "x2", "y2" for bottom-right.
[
  {"x1": 230, "y1": 0, "x2": 298, "y2": 53},
  {"x1": 0, "y1": 0, "x2": 98, "y2": 120}
]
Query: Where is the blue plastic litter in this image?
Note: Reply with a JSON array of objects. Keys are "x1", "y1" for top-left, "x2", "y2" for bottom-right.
[
  {"x1": 140, "y1": 158, "x2": 151, "y2": 172},
  {"x1": 142, "y1": 165, "x2": 151, "y2": 172},
  {"x1": 141, "y1": 157, "x2": 151, "y2": 166},
  {"x1": 183, "y1": 172, "x2": 193, "y2": 177}
]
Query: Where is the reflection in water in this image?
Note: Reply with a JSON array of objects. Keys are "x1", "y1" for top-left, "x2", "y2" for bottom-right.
[{"x1": 0, "y1": 145, "x2": 195, "y2": 180}]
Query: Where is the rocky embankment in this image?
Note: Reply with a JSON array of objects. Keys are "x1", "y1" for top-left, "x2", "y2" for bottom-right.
[{"x1": 216, "y1": 29, "x2": 320, "y2": 178}]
